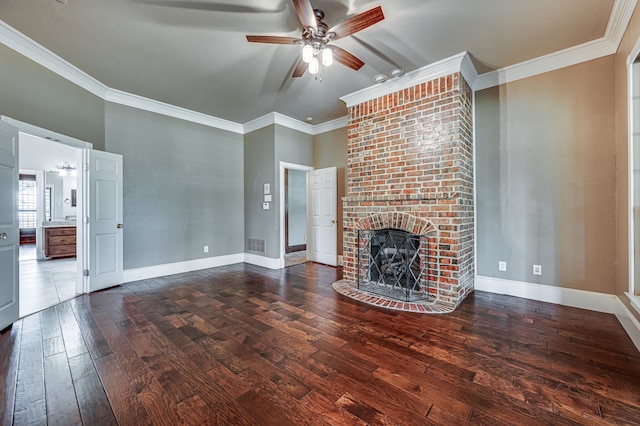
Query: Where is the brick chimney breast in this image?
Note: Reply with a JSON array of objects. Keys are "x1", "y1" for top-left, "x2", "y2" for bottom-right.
[{"x1": 342, "y1": 72, "x2": 474, "y2": 307}]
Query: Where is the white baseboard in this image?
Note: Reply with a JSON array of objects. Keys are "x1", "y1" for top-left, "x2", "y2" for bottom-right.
[
  {"x1": 242, "y1": 253, "x2": 284, "y2": 270},
  {"x1": 123, "y1": 253, "x2": 244, "y2": 282},
  {"x1": 474, "y1": 275, "x2": 616, "y2": 314},
  {"x1": 614, "y1": 297, "x2": 640, "y2": 352},
  {"x1": 123, "y1": 252, "x2": 288, "y2": 283}
]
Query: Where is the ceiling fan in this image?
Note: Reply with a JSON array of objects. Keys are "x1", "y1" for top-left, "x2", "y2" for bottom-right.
[{"x1": 246, "y1": 0, "x2": 384, "y2": 77}]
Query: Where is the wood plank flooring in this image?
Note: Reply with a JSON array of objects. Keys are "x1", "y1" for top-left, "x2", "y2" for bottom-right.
[{"x1": 1, "y1": 262, "x2": 640, "y2": 425}]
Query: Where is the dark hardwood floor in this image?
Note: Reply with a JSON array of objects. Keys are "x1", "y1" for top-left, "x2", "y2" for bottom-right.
[{"x1": 1, "y1": 262, "x2": 640, "y2": 425}]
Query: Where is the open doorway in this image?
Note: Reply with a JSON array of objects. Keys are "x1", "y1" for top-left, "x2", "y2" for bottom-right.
[
  {"x1": 280, "y1": 162, "x2": 313, "y2": 267},
  {"x1": 285, "y1": 168, "x2": 307, "y2": 259},
  {"x1": 18, "y1": 133, "x2": 82, "y2": 317}
]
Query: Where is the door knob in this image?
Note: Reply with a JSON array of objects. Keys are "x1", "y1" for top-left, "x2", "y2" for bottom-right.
[
  {"x1": 0, "y1": 232, "x2": 7, "y2": 240},
  {"x1": 116, "y1": 224, "x2": 124, "y2": 229},
  {"x1": 331, "y1": 220, "x2": 336, "y2": 225}
]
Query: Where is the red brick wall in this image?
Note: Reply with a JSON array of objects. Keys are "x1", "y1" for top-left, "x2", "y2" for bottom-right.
[{"x1": 343, "y1": 72, "x2": 474, "y2": 306}]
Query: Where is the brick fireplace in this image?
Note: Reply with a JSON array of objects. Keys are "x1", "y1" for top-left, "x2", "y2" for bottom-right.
[{"x1": 341, "y1": 62, "x2": 474, "y2": 308}]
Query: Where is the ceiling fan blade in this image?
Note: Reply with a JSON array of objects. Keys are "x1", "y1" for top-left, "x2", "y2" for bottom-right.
[
  {"x1": 332, "y1": 46, "x2": 365, "y2": 71},
  {"x1": 292, "y1": 58, "x2": 308, "y2": 77},
  {"x1": 293, "y1": 0, "x2": 317, "y2": 31},
  {"x1": 246, "y1": 36, "x2": 300, "y2": 44},
  {"x1": 328, "y1": 6, "x2": 384, "y2": 41}
]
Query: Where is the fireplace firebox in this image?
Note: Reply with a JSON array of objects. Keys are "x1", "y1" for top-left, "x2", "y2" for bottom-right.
[{"x1": 357, "y1": 229, "x2": 431, "y2": 302}]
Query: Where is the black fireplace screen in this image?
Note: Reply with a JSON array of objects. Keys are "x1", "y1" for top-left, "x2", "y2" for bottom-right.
[{"x1": 357, "y1": 229, "x2": 431, "y2": 302}]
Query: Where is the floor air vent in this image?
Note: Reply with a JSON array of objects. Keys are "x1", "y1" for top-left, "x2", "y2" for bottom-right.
[{"x1": 248, "y1": 238, "x2": 266, "y2": 254}]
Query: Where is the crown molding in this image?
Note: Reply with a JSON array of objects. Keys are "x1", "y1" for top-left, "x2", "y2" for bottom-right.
[
  {"x1": 340, "y1": 52, "x2": 477, "y2": 107},
  {"x1": 474, "y1": 0, "x2": 637, "y2": 91},
  {"x1": 242, "y1": 112, "x2": 347, "y2": 135},
  {"x1": 0, "y1": 20, "x2": 108, "y2": 99},
  {"x1": 104, "y1": 89, "x2": 244, "y2": 134},
  {"x1": 2, "y1": 0, "x2": 636, "y2": 131},
  {"x1": 311, "y1": 116, "x2": 348, "y2": 135},
  {"x1": 473, "y1": 37, "x2": 615, "y2": 90},
  {"x1": 606, "y1": 0, "x2": 638, "y2": 48},
  {"x1": 243, "y1": 113, "x2": 276, "y2": 134},
  {"x1": 273, "y1": 112, "x2": 315, "y2": 134}
]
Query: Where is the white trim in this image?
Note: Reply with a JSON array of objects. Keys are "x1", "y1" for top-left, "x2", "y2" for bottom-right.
[
  {"x1": 243, "y1": 113, "x2": 278, "y2": 134},
  {"x1": 105, "y1": 89, "x2": 244, "y2": 134},
  {"x1": 629, "y1": 59, "x2": 637, "y2": 297},
  {"x1": 311, "y1": 116, "x2": 348, "y2": 135},
  {"x1": 242, "y1": 112, "x2": 348, "y2": 135},
  {"x1": 475, "y1": 275, "x2": 616, "y2": 314},
  {"x1": 273, "y1": 112, "x2": 314, "y2": 134},
  {"x1": 614, "y1": 297, "x2": 640, "y2": 352},
  {"x1": 1, "y1": 0, "x2": 636, "y2": 128},
  {"x1": 244, "y1": 253, "x2": 283, "y2": 270},
  {"x1": 0, "y1": 20, "x2": 108, "y2": 99},
  {"x1": 1, "y1": 116, "x2": 93, "y2": 149},
  {"x1": 474, "y1": 38, "x2": 615, "y2": 91},
  {"x1": 474, "y1": 0, "x2": 637, "y2": 91},
  {"x1": 123, "y1": 253, "x2": 244, "y2": 282},
  {"x1": 606, "y1": 0, "x2": 639, "y2": 48},
  {"x1": 243, "y1": 112, "x2": 315, "y2": 135},
  {"x1": 472, "y1": 90, "x2": 478, "y2": 293},
  {"x1": 279, "y1": 162, "x2": 314, "y2": 267},
  {"x1": 341, "y1": 52, "x2": 475, "y2": 107},
  {"x1": 627, "y1": 292, "x2": 640, "y2": 314}
]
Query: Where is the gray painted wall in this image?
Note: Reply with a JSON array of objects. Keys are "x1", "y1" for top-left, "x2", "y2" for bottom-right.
[
  {"x1": 0, "y1": 44, "x2": 105, "y2": 149},
  {"x1": 475, "y1": 57, "x2": 616, "y2": 294},
  {"x1": 244, "y1": 124, "x2": 313, "y2": 259},
  {"x1": 105, "y1": 102, "x2": 244, "y2": 269},
  {"x1": 244, "y1": 125, "x2": 277, "y2": 257}
]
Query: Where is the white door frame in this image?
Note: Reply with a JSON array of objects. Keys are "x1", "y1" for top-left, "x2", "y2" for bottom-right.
[
  {"x1": 279, "y1": 162, "x2": 313, "y2": 268},
  {"x1": 1, "y1": 116, "x2": 92, "y2": 296}
]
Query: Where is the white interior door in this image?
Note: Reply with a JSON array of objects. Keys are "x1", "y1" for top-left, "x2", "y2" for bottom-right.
[
  {"x1": 86, "y1": 149, "x2": 123, "y2": 292},
  {"x1": 0, "y1": 121, "x2": 19, "y2": 329},
  {"x1": 309, "y1": 166, "x2": 337, "y2": 266}
]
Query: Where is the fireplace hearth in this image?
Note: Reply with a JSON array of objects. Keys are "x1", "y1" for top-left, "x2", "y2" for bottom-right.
[{"x1": 357, "y1": 229, "x2": 430, "y2": 302}]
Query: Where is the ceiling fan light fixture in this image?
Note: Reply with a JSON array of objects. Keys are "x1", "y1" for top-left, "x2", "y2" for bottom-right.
[
  {"x1": 309, "y1": 56, "x2": 319, "y2": 75},
  {"x1": 322, "y1": 46, "x2": 333, "y2": 67},
  {"x1": 302, "y1": 44, "x2": 314, "y2": 63}
]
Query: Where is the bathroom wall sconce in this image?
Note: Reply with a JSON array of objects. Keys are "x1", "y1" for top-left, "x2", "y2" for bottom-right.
[{"x1": 57, "y1": 164, "x2": 77, "y2": 177}]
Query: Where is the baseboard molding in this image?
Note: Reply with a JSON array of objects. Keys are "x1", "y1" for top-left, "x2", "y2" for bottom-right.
[
  {"x1": 243, "y1": 253, "x2": 284, "y2": 270},
  {"x1": 123, "y1": 253, "x2": 244, "y2": 282},
  {"x1": 475, "y1": 275, "x2": 616, "y2": 314},
  {"x1": 614, "y1": 297, "x2": 640, "y2": 352}
]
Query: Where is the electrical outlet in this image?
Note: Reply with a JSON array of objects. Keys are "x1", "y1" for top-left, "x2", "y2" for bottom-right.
[
  {"x1": 203, "y1": 245, "x2": 209, "y2": 253},
  {"x1": 498, "y1": 261, "x2": 507, "y2": 272},
  {"x1": 533, "y1": 264, "x2": 542, "y2": 275}
]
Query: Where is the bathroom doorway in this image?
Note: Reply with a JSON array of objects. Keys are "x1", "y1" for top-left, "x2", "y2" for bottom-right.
[{"x1": 18, "y1": 132, "x2": 81, "y2": 317}]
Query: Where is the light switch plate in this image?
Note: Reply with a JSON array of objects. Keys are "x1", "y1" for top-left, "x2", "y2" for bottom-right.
[
  {"x1": 263, "y1": 183, "x2": 270, "y2": 195},
  {"x1": 498, "y1": 261, "x2": 507, "y2": 272},
  {"x1": 533, "y1": 264, "x2": 542, "y2": 275},
  {"x1": 262, "y1": 202, "x2": 269, "y2": 210},
  {"x1": 264, "y1": 194, "x2": 272, "y2": 202}
]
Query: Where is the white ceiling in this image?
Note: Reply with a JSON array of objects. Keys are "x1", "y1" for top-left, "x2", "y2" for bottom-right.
[
  {"x1": 0, "y1": 0, "x2": 617, "y2": 124},
  {"x1": 19, "y1": 133, "x2": 78, "y2": 171}
]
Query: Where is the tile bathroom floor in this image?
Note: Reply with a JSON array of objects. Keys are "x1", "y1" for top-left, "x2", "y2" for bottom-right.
[{"x1": 19, "y1": 244, "x2": 78, "y2": 317}]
